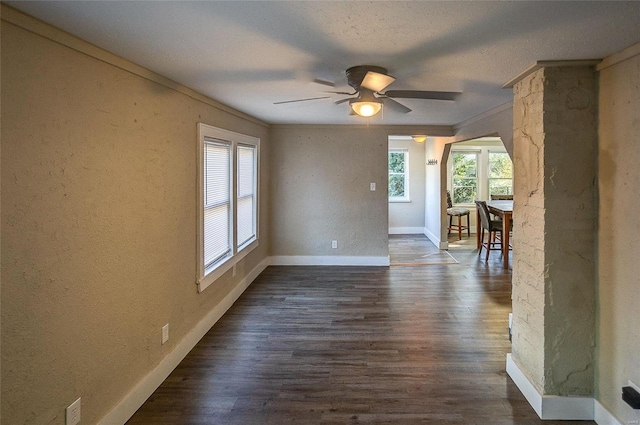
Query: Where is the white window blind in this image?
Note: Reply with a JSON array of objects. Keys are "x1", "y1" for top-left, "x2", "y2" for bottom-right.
[
  {"x1": 203, "y1": 140, "x2": 231, "y2": 269},
  {"x1": 237, "y1": 145, "x2": 256, "y2": 249}
]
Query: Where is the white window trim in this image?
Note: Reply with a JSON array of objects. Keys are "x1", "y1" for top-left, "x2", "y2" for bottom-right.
[
  {"x1": 389, "y1": 148, "x2": 410, "y2": 202},
  {"x1": 488, "y1": 150, "x2": 514, "y2": 197},
  {"x1": 448, "y1": 149, "x2": 480, "y2": 207},
  {"x1": 447, "y1": 146, "x2": 512, "y2": 206},
  {"x1": 197, "y1": 123, "x2": 260, "y2": 293}
]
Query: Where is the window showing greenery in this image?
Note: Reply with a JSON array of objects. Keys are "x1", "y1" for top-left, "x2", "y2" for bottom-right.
[
  {"x1": 452, "y1": 152, "x2": 478, "y2": 203},
  {"x1": 388, "y1": 149, "x2": 408, "y2": 201},
  {"x1": 448, "y1": 143, "x2": 513, "y2": 204},
  {"x1": 489, "y1": 152, "x2": 513, "y2": 196}
]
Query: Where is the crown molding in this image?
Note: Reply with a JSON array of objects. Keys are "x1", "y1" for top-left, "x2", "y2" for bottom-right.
[
  {"x1": 597, "y1": 42, "x2": 640, "y2": 71},
  {"x1": 502, "y1": 60, "x2": 601, "y2": 88},
  {"x1": 1, "y1": 4, "x2": 270, "y2": 128},
  {"x1": 453, "y1": 101, "x2": 513, "y2": 132},
  {"x1": 269, "y1": 124, "x2": 455, "y2": 136}
]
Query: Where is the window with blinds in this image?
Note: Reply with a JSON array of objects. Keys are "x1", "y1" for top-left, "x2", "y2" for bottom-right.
[
  {"x1": 237, "y1": 145, "x2": 256, "y2": 249},
  {"x1": 197, "y1": 124, "x2": 260, "y2": 293},
  {"x1": 203, "y1": 140, "x2": 231, "y2": 269}
]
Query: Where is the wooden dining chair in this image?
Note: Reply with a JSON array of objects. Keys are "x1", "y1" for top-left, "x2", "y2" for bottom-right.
[
  {"x1": 475, "y1": 200, "x2": 503, "y2": 261},
  {"x1": 446, "y1": 190, "x2": 470, "y2": 240}
]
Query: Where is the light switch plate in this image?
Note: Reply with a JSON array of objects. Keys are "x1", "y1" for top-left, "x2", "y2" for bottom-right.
[
  {"x1": 66, "y1": 397, "x2": 81, "y2": 425},
  {"x1": 370, "y1": 182, "x2": 376, "y2": 191},
  {"x1": 162, "y1": 324, "x2": 169, "y2": 344}
]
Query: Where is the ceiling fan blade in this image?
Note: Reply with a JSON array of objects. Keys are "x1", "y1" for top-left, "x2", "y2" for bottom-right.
[
  {"x1": 313, "y1": 78, "x2": 335, "y2": 87},
  {"x1": 383, "y1": 90, "x2": 461, "y2": 101},
  {"x1": 335, "y1": 98, "x2": 352, "y2": 105},
  {"x1": 382, "y1": 98, "x2": 412, "y2": 114},
  {"x1": 325, "y1": 90, "x2": 357, "y2": 95},
  {"x1": 273, "y1": 96, "x2": 330, "y2": 105},
  {"x1": 361, "y1": 71, "x2": 396, "y2": 92}
]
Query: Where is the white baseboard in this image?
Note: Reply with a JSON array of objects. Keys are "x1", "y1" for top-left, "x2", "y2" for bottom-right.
[
  {"x1": 423, "y1": 227, "x2": 448, "y2": 249},
  {"x1": 97, "y1": 257, "x2": 270, "y2": 425},
  {"x1": 594, "y1": 400, "x2": 623, "y2": 425},
  {"x1": 506, "y1": 354, "x2": 594, "y2": 420},
  {"x1": 506, "y1": 354, "x2": 544, "y2": 417},
  {"x1": 388, "y1": 227, "x2": 425, "y2": 234},
  {"x1": 270, "y1": 255, "x2": 390, "y2": 266}
]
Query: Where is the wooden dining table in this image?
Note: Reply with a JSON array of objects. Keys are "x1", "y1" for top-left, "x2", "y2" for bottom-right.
[{"x1": 476, "y1": 200, "x2": 513, "y2": 269}]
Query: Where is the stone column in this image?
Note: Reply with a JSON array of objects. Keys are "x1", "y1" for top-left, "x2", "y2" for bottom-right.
[{"x1": 510, "y1": 64, "x2": 597, "y2": 397}]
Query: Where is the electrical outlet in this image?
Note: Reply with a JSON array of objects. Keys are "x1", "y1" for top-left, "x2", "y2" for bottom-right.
[
  {"x1": 66, "y1": 397, "x2": 81, "y2": 425},
  {"x1": 162, "y1": 324, "x2": 169, "y2": 345},
  {"x1": 331, "y1": 240, "x2": 338, "y2": 249},
  {"x1": 626, "y1": 380, "x2": 640, "y2": 424},
  {"x1": 370, "y1": 182, "x2": 376, "y2": 191},
  {"x1": 628, "y1": 381, "x2": 640, "y2": 418}
]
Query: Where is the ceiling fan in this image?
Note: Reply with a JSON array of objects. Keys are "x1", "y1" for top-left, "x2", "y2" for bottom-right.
[{"x1": 274, "y1": 65, "x2": 461, "y2": 117}]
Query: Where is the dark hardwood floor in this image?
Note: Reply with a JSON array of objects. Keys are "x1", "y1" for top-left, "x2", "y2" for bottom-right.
[{"x1": 127, "y1": 238, "x2": 592, "y2": 424}]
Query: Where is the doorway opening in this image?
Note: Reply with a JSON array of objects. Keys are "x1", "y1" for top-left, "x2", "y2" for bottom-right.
[
  {"x1": 444, "y1": 137, "x2": 512, "y2": 242},
  {"x1": 387, "y1": 135, "x2": 457, "y2": 266}
]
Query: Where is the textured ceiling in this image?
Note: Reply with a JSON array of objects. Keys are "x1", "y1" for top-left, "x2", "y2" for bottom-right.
[{"x1": 7, "y1": 1, "x2": 640, "y2": 126}]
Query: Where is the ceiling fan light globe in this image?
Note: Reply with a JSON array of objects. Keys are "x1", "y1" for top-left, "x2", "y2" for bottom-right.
[{"x1": 350, "y1": 100, "x2": 382, "y2": 117}]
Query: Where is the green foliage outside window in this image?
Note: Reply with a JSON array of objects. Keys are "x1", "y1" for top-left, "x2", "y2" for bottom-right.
[
  {"x1": 452, "y1": 152, "x2": 477, "y2": 203},
  {"x1": 389, "y1": 151, "x2": 407, "y2": 198},
  {"x1": 489, "y1": 152, "x2": 513, "y2": 196}
]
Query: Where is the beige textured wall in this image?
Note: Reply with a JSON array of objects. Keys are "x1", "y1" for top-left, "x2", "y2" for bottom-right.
[
  {"x1": 388, "y1": 137, "x2": 425, "y2": 230},
  {"x1": 597, "y1": 48, "x2": 640, "y2": 423},
  {"x1": 1, "y1": 16, "x2": 269, "y2": 425},
  {"x1": 512, "y1": 66, "x2": 597, "y2": 396},
  {"x1": 269, "y1": 126, "x2": 389, "y2": 257}
]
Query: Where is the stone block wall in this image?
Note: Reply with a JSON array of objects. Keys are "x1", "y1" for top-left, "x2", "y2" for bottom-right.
[
  {"x1": 541, "y1": 67, "x2": 597, "y2": 395},
  {"x1": 512, "y1": 66, "x2": 596, "y2": 396},
  {"x1": 512, "y1": 68, "x2": 547, "y2": 391}
]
